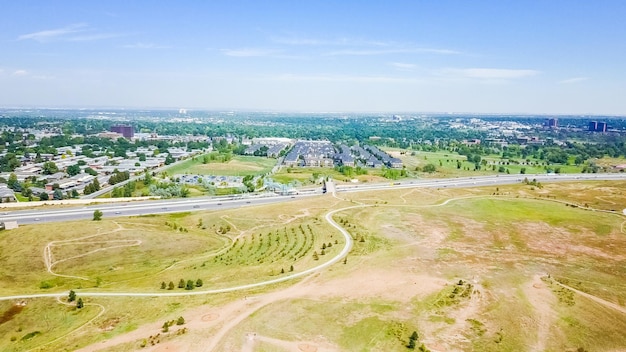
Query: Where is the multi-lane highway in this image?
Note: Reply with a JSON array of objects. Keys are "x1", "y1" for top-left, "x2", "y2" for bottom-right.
[
  {"x1": 2, "y1": 173, "x2": 625, "y2": 226},
  {"x1": 0, "y1": 193, "x2": 312, "y2": 225}
]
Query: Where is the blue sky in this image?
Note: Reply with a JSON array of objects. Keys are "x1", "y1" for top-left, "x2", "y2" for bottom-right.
[{"x1": 1, "y1": 1, "x2": 625, "y2": 114}]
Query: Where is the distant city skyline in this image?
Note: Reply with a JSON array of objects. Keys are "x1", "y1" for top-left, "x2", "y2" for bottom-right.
[{"x1": 1, "y1": 1, "x2": 626, "y2": 114}]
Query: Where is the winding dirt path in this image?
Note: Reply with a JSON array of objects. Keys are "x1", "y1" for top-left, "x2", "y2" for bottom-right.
[
  {"x1": 43, "y1": 221, "x2": 141, "y2": 281},
  {"x1": 28, "y1": 297, "x2": 106, "y2": 352},
  {"x1": 554, "y1": 278, "x2": 626, "y2": 315},
  {"x1": 524, "y1": 275, "x2": 557, "y2": 352}
]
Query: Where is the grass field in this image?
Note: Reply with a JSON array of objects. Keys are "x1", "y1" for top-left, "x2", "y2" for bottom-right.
[
  {"x1": 384, "y1": 148, "x2": 587, "y2": 178},
  {"x1": 1, "y1": 181, "x2": 626, "y2": 351},
  {"x1": 166, "y1": 154, "x2": 277, "y2": 176},
  {"x1": 272, "y1": 166, "x2": 390, "y2": 185}
]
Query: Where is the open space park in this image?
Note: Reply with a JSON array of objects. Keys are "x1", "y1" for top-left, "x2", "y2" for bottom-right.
[
  {"x1": 166, "y1": 155, "x2": 277, "y2": 177},
  {"x1": 0, "y1": 180, "x2": 625, "y2": 351}
]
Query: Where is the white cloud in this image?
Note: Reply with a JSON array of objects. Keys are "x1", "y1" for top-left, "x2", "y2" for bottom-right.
[
  {"x1": 12, "y1": 70, "x2": 28, "y2": 76},
  {"x1": 559, "y1": 77, "x2": 589, "y2": 84},
  {"x1": 220, "y1": 48, "x2": 279, "y2": 57},
  {"x1": 390, "y1": 62, "x2": 417, "y2": 70},
  {"x1": 18, "y1": 23, "x2": 87, "y2": 42},
  {"x1": 68, "y1": 33, "x2": 126, "y2": 42},
  {"x1": 440, "y1": 68, "x2": 539, "y2": 80},
  {"x1": 18, "y1": 23, "x2": 126, "y2": 42}
]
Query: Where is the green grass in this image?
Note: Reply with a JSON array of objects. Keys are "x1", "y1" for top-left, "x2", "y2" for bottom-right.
[
  {"x1": 3, "y1": 182, "x2": 626, "y2": 351},
  {"x1": 272, "y1": 166, "x2": 390, "y2": 185},
  {"x1": 0, "y1": 299, "x2": 100, "y2": 352},
  {"x1": 223, "y1": 298, "x2": 418, "y2": 352},
  {"x1": 0, "y1": 198, "x2": 342, "y2": 294},
  {"x1": 167, "y1": 154, "x2": 276, "y2": 176},
  {"x1": 383, "y1": 148, "x2": 585, "y2": 178}
]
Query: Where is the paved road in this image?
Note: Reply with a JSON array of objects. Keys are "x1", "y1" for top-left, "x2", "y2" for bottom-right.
[
  {"x1": 2, "y1": 173, "x2": 626, "y2": 226},
  {"x1": 0, "y1": 192, "x2": 319, "y2": 225},
  {"x1": 334, "y1": 172, "x2": 626, "y2": 193}
]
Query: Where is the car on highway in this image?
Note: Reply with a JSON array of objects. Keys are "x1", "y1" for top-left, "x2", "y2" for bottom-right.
[{"x1": 193, "y1": 205, "x2": 200, "y2": 208}]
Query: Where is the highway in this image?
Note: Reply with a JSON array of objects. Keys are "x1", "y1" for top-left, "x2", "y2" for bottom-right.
[
  {"x1": 2, "y1": 173, "x2": 626, "y2": 226},
  {"x1": 0, "y1": 193, "x2": 313, "y2": 225}
]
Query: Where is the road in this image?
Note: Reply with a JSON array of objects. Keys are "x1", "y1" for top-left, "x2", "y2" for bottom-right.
[
  {"x1": 2, "y1": 173, "x2": 626, "y2": 226},
  {"x1": 334, "y1": 172, "x2": 626, "y2": 193}
]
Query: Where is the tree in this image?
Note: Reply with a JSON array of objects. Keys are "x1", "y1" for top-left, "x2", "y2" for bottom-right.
[
  {"x1": 407, "y1": 330, "x2": 419, "y2": 349},
  {"x1": 178, "y1": 279, "x2": 185, "y2": 288},
  {"x1": 422, "y1": 163, "x2": 437, "y2": 173},
  {"x1": 165, "y1": 154, "x2": 175, "y2": 165},
  {"x1": 21, "y1": 187, "x2": 33, "y2": 199},
  {"x1": 53, "y1": 189, "x2": 64, "y2": 200},
  {"x1": 160, "y1": 281, "x2": 166, "y2": 289},
  {"x1": 42, "y1": 161, "x2": 59, "y2": 175},
  {"x1": 176, "y1": 316, "x2": 185, "y2": 325},
  {"x1": 39, "y1": 192, "x2": 49, "y2": 201},
  {"x1": 144, "y1": 170, "x2": 153, "y2": 184},
  {"x1": 7, "y1": 173, "x2": 18, "y2": 190},
  {"x1": 68, "y1": 290, "x2": 76, "y2": 302},
  {"x1": 67, "y1": 164, "x2": 81, "y2": 176},
  {"x1": 162, "y1": 321, "x2": 169, "y2": 332},
  {"x1": 168, "y1": 281, "x2": 175, "y2": 290},
  {"x1": 76, "y1": 298, "x2": 84, "y2": 309},
  {"x1": 185, "y1": 280, "x2": 194, "y2": 290},
  {"x1": 85, "y1": 167, "x2": 98, "y2": 176},
  {"x1": 195, "y1": 279, "x2": 203, "y2": 287},
  {"x1": 93, "y1": 209, "x2": 103, "y2": 221}
]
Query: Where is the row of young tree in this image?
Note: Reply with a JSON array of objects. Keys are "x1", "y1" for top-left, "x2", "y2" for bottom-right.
[{"x1": 160, "y1": 279, "x2": 203, "y2": 290}]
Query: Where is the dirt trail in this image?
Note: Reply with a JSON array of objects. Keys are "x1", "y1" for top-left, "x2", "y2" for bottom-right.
[
  {"x1": 524, "y1": 274, "x2": 557, "y2": 352},
  {"x1": 43, "y1": 221, "x2": 141, "y2": 281},
  {"x1": 555, "y1": 279, "x2": 626, "y2": 315},
  {"x1": 201, "y1": 274, "x2": 318, "y2": 351},
  {"x1": 78, "y1": 274, "x2": 319, "y2": 352},
  {"x1": 29, "y1": 298, "x2": 106, "y2": 352}
]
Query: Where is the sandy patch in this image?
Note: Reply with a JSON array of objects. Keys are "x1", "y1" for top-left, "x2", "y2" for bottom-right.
[
  {"x1": 153, "y1": 344, "x2": 183, "y2": 352},
  {"x1": 201, "y1": 313, "x2": 219, "y2": 321},
  {"x1": 523, "y1": 274, "x2": 557, "y2": 352},
  {"x1": 312, "y1": 269, "x2": 446, "y2": 302}
]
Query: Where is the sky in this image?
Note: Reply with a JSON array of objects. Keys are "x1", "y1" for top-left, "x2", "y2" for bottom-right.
[{"x1": 1, "y1": 1, "x2": 626, "y2": 114}]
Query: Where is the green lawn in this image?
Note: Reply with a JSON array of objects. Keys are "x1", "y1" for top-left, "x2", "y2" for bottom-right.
[
  {"x1": 384, "y1": 148, "x2": 585, "y2": 178},
  {"x1": 167, "y1": 155, "x2": 277, "y2": 176}
]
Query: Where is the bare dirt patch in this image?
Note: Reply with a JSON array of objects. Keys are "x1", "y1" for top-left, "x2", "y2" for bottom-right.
[
  {"x1": 201, "y1": 313, "x2": 219, "y2": 322},
  {"x1": 523, "y1": 274, "x2": 557, "y2": 352},
  {"x1": 299, "y1": 343, "x2": 318, "y2": 352}
]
